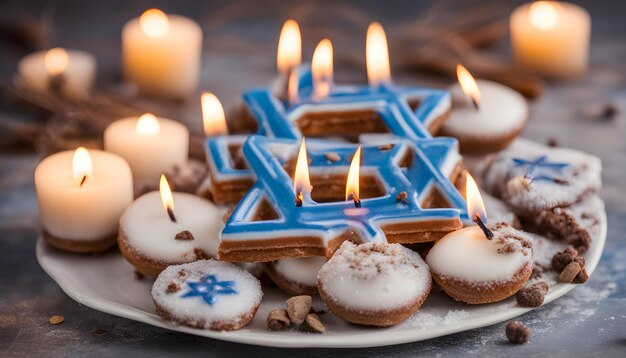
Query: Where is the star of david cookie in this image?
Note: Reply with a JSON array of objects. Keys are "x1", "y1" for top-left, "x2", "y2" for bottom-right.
[{"x1": 152, "y1": 260, "x2": 262, "y2": 331}]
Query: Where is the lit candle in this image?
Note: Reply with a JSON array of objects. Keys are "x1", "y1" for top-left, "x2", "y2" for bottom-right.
[
  {"x1": 17, "y1": 47, "x2": 96, "y2": 98},
  {"x1": 118, "y1": 175, "x2": 223, "y2": 276},
  {"x1": 201, "y1": 92, "x2": 228, "y2": 137},
  {"x1": 311, "y1": 38, "x2": 334, "y2": 99},
  {"x1": 425, "y1": 173, "x2": 534, "y2": 304},
  {"x1": 293, "y1": 138, "x2": 311, "y2": 207},
  {"x1": 104, "y1": 113, "x2": 189, "y2": 184},
  {"x1": 35, "y1": 147, "x2": 133, "y2": 253},
  {"x1": 366, "y1": 22, "x2": 392, "y2": 87},
  {"x1": 122, "y1": 8, "x2": 202, "y2": 100},
  {"x1": 277, "y1": 19, "x2": 302, "y2": 78},
  {"x1": 510, "y1": 1, "x2": 591, "y2": 78},
  {"x1": 345, "y1": 146, "x2": 362, "y2": 208},
  {"x1": 439, "y1": 65, "x2": 528, "y2": 154}
]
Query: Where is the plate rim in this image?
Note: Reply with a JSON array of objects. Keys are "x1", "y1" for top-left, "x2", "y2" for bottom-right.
[{"x1": 36, "y1": 210, "x2": 606, "y2": 348}]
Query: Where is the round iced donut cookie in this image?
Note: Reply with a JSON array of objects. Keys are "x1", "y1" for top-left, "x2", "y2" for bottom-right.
[
  {"x1": 318, "y1": 241, "x2": 432, "y2": 327},
  {"x1": 439, "y1": 79, "x2": 528, "y2": 154},
  {"x1": 265, "y1": 256, "x2": 327, "y2": 295},
  {"x1": 152, "y1": 260, "x2": 262, "y2": 331},
  {"x1": 426, "y1": 222, "x2": 533, "y2": 304},
  {"x1": 118, "y1": 191, "x2": 222, "y2": 276}
]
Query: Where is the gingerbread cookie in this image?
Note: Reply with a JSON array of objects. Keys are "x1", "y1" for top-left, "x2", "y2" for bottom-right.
[
  {"x1": 152, "y1": 260, "x2": 262, "y2": 331},
  {"x1": 118, "y1": 192, "x2": 223, "y2": 276},
  {"x1": 439, "y1": 79, "x2": 527, "y2": 154},
  {"x1": 264, "y1": 257, "x2": 327, "y2": 295},
  {"x1": 318, "y1": 241, "x2": 432, "y2": 327},
  {"x1": 426, "y1": 223, "x2": 533, "y2": 304}
]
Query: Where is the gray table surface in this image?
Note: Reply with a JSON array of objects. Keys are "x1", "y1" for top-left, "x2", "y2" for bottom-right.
[{"x1": 1, "y1": 0, "x2": 625, "y2": 356}]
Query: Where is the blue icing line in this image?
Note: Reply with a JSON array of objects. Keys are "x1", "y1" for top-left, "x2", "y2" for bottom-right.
[
  {"x1": 220, "y1": 136, "x2": 467, "y2": 249},
  {"x1": 180, "y1": 274, "x2": 237, "y2": 305}
]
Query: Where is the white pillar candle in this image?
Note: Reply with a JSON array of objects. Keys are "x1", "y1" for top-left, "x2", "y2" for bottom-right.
[
  {"x1": 35, "y1": 148, "x2": 133, "y2": 253},
  {"x1": 440, "y1": 66, "x2": 528, "y2": 154},
  {"x1": 118, "y1": 178, "x2": 222, "y2": 276},
  {"x1": 18, "y1": 48, "x2": 96, "y2": 98},
  {"x1": 122, "y1": 9, "x2": 202, "y2": 100},
  {"x1": 104, "y1": 113, "x2": 189, "y2": 184},
  {"x1": 510, "y1": 1, "x2": 591, "y2": 79}
]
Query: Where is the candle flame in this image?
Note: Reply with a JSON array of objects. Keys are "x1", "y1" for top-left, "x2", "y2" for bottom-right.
[
  {"x1": 72, "y1": 147, "x2": 92, "y2": 187},
  {"x1": 345, "y1": 146, "x2": 361, "y2": 204},
  {"x1": 140, "y1": 9, "x2": 170, "y2": 38},
  {"x1": 293, "y1": 138, "x2": 311, "y2": 206},
  {"x1": 277, "y1": 19, "x2": 302, "y2": 76},
  {"x1": 160, "y1": 174, "x2": 176, "y2": 221},
  {"x1": 466, "y1": 173, "x2": 488, "y2": 223},
  {"x1": 529, "y1": 1, "x2": 559, "y2": 31},
  {"x1": 45, "y1": 48, "x2": 69, "y2": 77},
  {"x1": 366, "y1": 22, "x2": 391, "y2": 87},
  {"x1": 456, "y1": 64, "x2": 481, "y2": 109},
  {"x1": 312, "y1": 38, "x2": 333, "y2": 98},
  {"x1": 136, "y1": 113, "x2": 160, "y2": 136},
  {"x1": 201, "y1": 92, "x2": 228, "y2": 137},
  {"x1": 288, "y1": 68, "x2": 299, "y2": 106}
]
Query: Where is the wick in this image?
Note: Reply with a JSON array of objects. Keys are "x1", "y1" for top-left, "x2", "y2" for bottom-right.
[
  {"x1": 79, "y1": 175, "x2": 87, "y2": 188},
  {"x1": 295, "y1": 192, "x2": 303, "y2": 207},
  {"x1": 349, "y1": 193, "x2": 361, "y2": 208},
  {"x1": 470, "y1": 96, "x2": 480, "y2": 111},
  {"x1": 474, "y1": 214, "x2": 493, "y2": 240},
  {"x1": 167, "y1": 207, "x2": 177, "y2": 223}
]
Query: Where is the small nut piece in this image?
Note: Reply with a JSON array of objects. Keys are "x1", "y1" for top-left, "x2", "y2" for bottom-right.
[
  {"x1": 324, "y1": 152, "x2": 341, "y2": 162},
  {"x1": 574, "y1": 267, "x2": 590, "y2": 283},
  {"x1": 559, "y1": 261, "x2": 582, "y2": 283},
  {"x1": 300, "y1": 313, "x2": 325, "y2": 333},
  {"x1": 286, "y1": 295, "x2": 312, "y2": 325},
  {"x1": 267, "y1": 309, "x2": 291, "y2": 331},
  {"x1": 49, "y1": 315, "x2": 64, "y2": 325},
  {"x1": 516, "y1": 281, "x2": 549, "y2": 307},
  {"x1": 506, "y1": 321, "x2": 530, "y2": 344},
  {"x1": 175, "y1": 230, "x2": 194, "y2": 241},
  {"x1": 552, "y1": 246, "x2": 578, "y2": 272}
]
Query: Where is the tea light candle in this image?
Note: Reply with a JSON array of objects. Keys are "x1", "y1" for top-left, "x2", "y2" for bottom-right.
[
  {"x1": 118, "y1": 175, "x2": 223, "y2": 276},
  {"x1": 35, "y1": 148, "x2": 133, "y2": 253},
  {"x1": 122, "y1": 9, "x2": 202, "y2": 100},
  {"x1": 18, "y1": 48, "x2": 96, "y2": 98},
  {"x1": 510, "y1": 1, "x2": 591, "y2": 78},
  {"x1": 104, "y1": 113, "x2": 189, "y2": 184},
  {"x1": 440, "y1": 65, "x2": 528, "y2": 154}
]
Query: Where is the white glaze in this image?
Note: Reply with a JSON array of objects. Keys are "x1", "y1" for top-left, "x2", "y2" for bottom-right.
[
  {"x1": 318, "y1": 241, "x2": 431, "y2": 310},
  {"x1": 443, "y1": 80, "x2": 527, "y2": 138},
  {"x1": 120, "y1": 191, "x2": 222, "y2": 262},
  {"x1": 152, "y1": 260, "x2": 262, "y2": 328},
  {"x1": 274, "y1": 256, "x2": 327, "y2": 287},
  {"x1": 426, "y1": 225, "x2": 532, "y2": 283}
]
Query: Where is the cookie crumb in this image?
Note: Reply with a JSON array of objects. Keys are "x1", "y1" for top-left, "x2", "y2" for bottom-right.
[
  {"x1": 396, "y1": 191, "x2": 408, "y2": 203},
  {"x1": 286, "y1": 295, "x2": 312, "y2": 325},
  {"x1": 177, "y1": 269, "x2": 188, "y2": 278},
  {"x1": 574, "y1": 267, "x2": 589, "y2": 283},
  {"x1": 378, "y1": 143, "x2": 394, "y2": 151},
  {"x1": 324, "y1": 152, "x2": 340, "y2": 162},
  {"x1": 134, "y1": 270, "x2": 145, "y2": 280},
  {"x1": 267, "y1": 309, "x2": 291, "y2": 331},
  {"x1": 49, "y1": 315, "x2": 64, "y2": 325},
  {"x1": 552, "y1": 246, "x2": 578, "y2": 272},
  {"x1": 175, "y1": 230, "x2": 194, "y2": 241},
  {"x1": 516, "y1": 281, "x2": 549, "y2": 307},
  {"x1": 300, "y1": 313, "x2": 325, "y2": 333},
  {"x1": 559, "y1": 261, "x2": 582, "y2": 283},
  {"x1": 547, "y1": 138, "x2": 559, "y2": 147},
  {"x1": 506, "y1": 321, "x2": 530, "y2": 344},
  {"x1": 166, "y1": 282, "x2": 180, "y2": 293}
]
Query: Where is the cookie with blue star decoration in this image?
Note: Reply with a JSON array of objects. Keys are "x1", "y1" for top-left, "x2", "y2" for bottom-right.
[{"x1": 152, "y1": 260, "x2": 262, "y2": 331}]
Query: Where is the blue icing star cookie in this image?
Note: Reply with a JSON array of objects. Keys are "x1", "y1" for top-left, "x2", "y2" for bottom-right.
[{"x1": 152, "y1": 260, "x2": 262, "y2": 331}]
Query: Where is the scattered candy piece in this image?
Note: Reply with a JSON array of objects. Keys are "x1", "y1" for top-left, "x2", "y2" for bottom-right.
[
  {"x1": 300, "y1": 313, "x2": 325, "y2": 333},
  {"x1": 286, "y1": 295, "x2": 312, "y2": 325},
  {"x1": 506, "y1": 321, "x2": 530, "y2": 344},
  {"x1": 267, "y1": 309, "x2": 291, "y2": 331},
  {"x1": 49, "y1": 315, "x2": 64, "y2": 325}
]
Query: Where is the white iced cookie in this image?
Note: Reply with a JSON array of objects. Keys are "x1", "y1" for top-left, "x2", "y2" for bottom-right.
[
  {"x1": 265, "y1": 256, "x2": 327, "y2": 295},
  {"x1": 426, "y1": 223, "x2": 533, "y2": 304},
  {"x1": 118, "y1": 191, "x2": 223, "y2": 276},
  {"x1": 318, "y1": 241, "x2": 432, "y2": 327},
  {"x1": 152, "y1": 260, "x2": 262, "y2": 331},
  {"x1": 439, "y1": 79, "x2": 528, "y2": 154}
]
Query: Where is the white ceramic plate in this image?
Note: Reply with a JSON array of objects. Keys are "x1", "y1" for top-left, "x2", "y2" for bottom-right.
[{"x1": 37, "y1": 211, "x2": 606, "y2": 348}]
